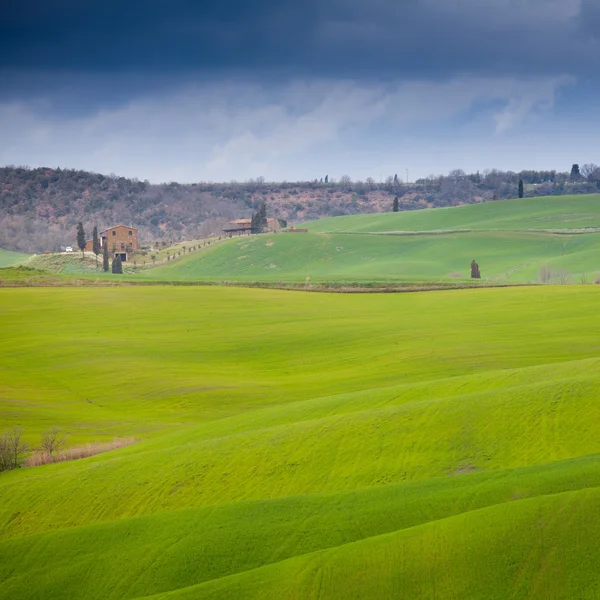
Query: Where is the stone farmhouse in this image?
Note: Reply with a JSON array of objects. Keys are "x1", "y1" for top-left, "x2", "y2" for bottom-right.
[
  {"x1": 223, "y1": 218, "x2": 283, "y2": 237},
  {"x1": 85, "y1": 225, "x2": 139, "y2": 262}
]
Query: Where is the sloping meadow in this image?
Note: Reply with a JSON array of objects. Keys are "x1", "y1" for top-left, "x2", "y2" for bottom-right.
[{"x1": 2, "y1": 286, "x2": 600, "y2": 598}]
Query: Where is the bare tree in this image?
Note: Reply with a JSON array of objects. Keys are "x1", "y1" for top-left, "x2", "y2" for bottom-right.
[
  {"x1": 40, "y1": 427, "x2": 67, "y2": 458},
  {"x1": 0, "y1": 428, "x2": 29, "y2": 471},
  {"x1": 581, "y1": 164, "x2": 599, "y2": 180},
  {"x1": 538, "y1": 265, "x2": 552, "y2": 284},
  {"x1": 339, "y1": 175, "x2": 352, "y2": 188},
  {"x1": 554, "y1": 269, "x2": 572, "y2": 285}
]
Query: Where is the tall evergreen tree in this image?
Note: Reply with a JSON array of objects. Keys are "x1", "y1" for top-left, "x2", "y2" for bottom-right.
[
  {"x1": 324, "y1": 175, "x2": 328, "y2": 184},
  {"x1": 76, "y1": 222, "x2": 86, "y2": 258},
  {"x1": 92, "y1": 226, "x2": 100, "y2": 267},
  {"x1": 393, "y1": 196, "x2": 399, "y2": 212},
  {"x1": 518, "y1": 179, "x2": 524, "y2": 199},
  {"x1": 394, "y1": 174, "x2": 398, "y2": 184},
  {"x1": 111, "y1": 254, "x2": 123, "y2": 274},
  {"x1": 571, "y1": 164, "x2": 581, "y2": 179},
  {"x1": 102, "y1": 242, "x2": 109, "y2": 272},
  {"x1": 259, "y1": 200, "x2": 267, "y2": 231}
]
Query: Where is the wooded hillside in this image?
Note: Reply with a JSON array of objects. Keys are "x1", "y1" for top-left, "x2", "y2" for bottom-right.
[{"x1": 1, "y1": 165, "x2": 598, "y2": 252}]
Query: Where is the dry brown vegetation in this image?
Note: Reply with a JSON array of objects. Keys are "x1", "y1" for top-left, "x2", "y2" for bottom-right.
[{"x1": 24, "y1": 438, "x2": 137, "y2": 467}]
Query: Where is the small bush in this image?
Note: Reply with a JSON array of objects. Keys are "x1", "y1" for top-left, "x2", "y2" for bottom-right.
[
  {"x1": 554, "y1": 269, "x2": 572, "y2": 285},
  {"x1": 539, "y1": 265, "x2": 552, "y2": 284},
  {"x1": 0, "y1": 428, "x2": 28, "y2": 472},
  {"x1": 40, "y1": 426, "x2": 67, "y2": 457}
]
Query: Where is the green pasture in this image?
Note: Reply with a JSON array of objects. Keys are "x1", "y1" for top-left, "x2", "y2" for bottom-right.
[
  {"x1": 0, "y1": 249, "x2": 30, "y2": 268},
  {"x1": 2, "y1": 285, "x2": 600, "y2": 598},
  {"x1": 149, "y1": 229, "x2": 600, "y2": 284},
  {"x1": 305, "y1": 194, "x2": 600, "y2": 233},
  {"x1": 141, "y1": 195, "x2": 600, "y2": 284}
]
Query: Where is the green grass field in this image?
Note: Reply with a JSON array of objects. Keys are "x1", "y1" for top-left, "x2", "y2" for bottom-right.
[
  {"x1": 0, "y1": 249, "x2": 30, "y2": 268},
  {"x1": 143, "y1": 195, "x2": 600, "y2": 284},
  {"x1": 304, "y1": 194, "x2": 600, "y2": 233},
  {"x1": 3, "y1": 285, "x2": 600, "y2": 598},
  {"x1": 150, "y1": 229, "x2": 600, "y2": 283}
]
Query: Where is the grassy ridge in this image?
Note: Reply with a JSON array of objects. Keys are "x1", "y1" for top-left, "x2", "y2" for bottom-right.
[
  {"x1": 2, "y1": 455, "x2": 600, "y2": 600},
  {"x1": 153, "y1": 487, "x2": 600, "y2": 600},
  {"x1": 304, "y1": 194, "x2": 600, "y2": 233},
  {"x1": 2, "y1": 286, "x2": 600, "y2": 597}
]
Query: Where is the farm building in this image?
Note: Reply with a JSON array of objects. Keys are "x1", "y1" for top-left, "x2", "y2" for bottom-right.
[
  {"x1": 223, "y1": 218, "x2": 253, "y2": 236},
  {"x1": 85, "y1": 225, "x2": 139, "y2": 262},
  {"x1": 223, "y1": 218, "x2": 284, "y2": 236}
]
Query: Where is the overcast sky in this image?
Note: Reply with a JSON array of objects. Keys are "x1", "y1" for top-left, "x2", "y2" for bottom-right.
[{"x1": 1, "y1": 0, "x2": 599, "y2": 182}]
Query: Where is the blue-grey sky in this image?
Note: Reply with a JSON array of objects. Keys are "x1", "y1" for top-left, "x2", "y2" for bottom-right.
[{"x1": 1, "y1": 0, "x2": 598, "y2": 182}]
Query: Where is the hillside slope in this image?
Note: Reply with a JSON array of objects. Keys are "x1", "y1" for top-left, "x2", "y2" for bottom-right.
[
  {"x1": 0, "y1": 249, "x2": 30, "y2": 267},
  {"x1": 305, "y1": 194, "x2": 600, "y2": 233},
  {"x1": 2, "y1": 286, "x2": 600, "y2": 598},
  {"x1": 149, "y1": 195, "x2": 600, "y2": 284}
]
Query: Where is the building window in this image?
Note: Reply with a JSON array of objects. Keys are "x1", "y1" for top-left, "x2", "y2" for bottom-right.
[
  {"x1": 112, "y1": 230, "x2": 116, "y2": 236},
  {"x1": 129, "y1": 231, "x2": 132, "y2": 236},
  {"x1": 121, "y1": 243, "x2": 125, "y2": 250}
]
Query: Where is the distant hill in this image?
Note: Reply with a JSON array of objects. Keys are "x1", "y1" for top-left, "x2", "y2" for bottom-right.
[
  {"x1": 304, "y1": 194, "x2": 600, "y2": 233},
  {"x1": 152, "y1": 195, "x2": 600, "y2": 284},
  {"x1": 2, "y1": 165, "x2": 599, "y2": 253}
]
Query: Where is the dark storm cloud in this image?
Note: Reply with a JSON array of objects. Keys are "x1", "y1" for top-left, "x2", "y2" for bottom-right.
[
  {"x1": 1, "y1": 1, "x2": 317, "y2": 70},
  {"x1": 1, "y1": 0, "x2": 595, "y2": 77}
]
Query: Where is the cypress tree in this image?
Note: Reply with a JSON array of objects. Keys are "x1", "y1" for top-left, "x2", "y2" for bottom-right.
[
  {"x1": 259, "y1": 201, "x2": 267, "y2": 231},
  {"x1": 111, "y1": 254, "x2": 123, "y2": 274},
  {"x1": 76, "y1": 222, "x2": 86, "y2": 258},
  {"x1": 102, "y1": 243, "x2": 109, "y2": 272},
  {"x1": 92, "y1": 226, "x2": 100, "y2": 267},
  {"x1": 393, "y1": 197, "x2": 399, "y2": 212},
  {"x1": 518, "y1": 179, "x2": 524, "y2": 199}
]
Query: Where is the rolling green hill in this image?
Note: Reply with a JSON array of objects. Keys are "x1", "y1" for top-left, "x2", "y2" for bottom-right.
[
  {"x1": 145, "y1": 195, "x2": 600, "y2": 284},
  {"x1": 304, "y1": 194, "x2": 600, "y2": 233},
  {"x1": 150, "y1": 231, "x2": 600, "y2": 284},
  {"x1": 0, "y1": 249, "x2": 30, "y2": 268},
  {"x1": 3, "y1": 286, "x2": 600, "y2": 598}
]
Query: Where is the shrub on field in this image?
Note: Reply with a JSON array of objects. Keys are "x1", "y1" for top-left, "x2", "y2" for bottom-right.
[
  {"x1": 25, "y1": 438, "x2": 137, "y2": 467},
  {"x1": 554, "y1": 269, "x2": 572, "y2": 285},
  {"x1": 539, "y1": 265, "x2": 552, "y2": 284},
  {"x1": 40, "y1": 426, "x2": 68, "y2": 457},
  {"x1": 0, "y1": 428, "x2": 28, "y2": 472},
  {"x1": 111, "y1": 255, "x2": 123, "y2": 274}
]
